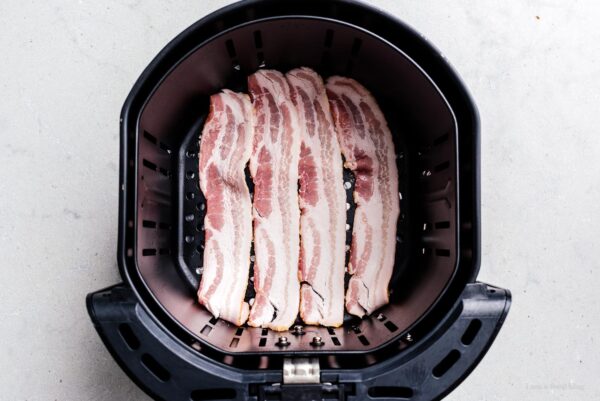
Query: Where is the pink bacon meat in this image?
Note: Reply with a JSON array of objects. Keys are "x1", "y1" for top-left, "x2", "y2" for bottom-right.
[
  {"x1": 247, "y1": 70, "x2": 301, "y2": 331},
  {"x1": 326, "y1": 76, "x2": 400, "y2": 317},
  {"x1": 197, "y1": 90, "x2": 253, "y2": 326},
  {"x1": 286, "y1": 68, "x2": 346, "y2": 327}
]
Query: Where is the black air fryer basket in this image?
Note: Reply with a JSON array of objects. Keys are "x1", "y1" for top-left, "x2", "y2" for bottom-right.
[{"x1": 87, "y1": 1, "x2": 511, "y2": 400}]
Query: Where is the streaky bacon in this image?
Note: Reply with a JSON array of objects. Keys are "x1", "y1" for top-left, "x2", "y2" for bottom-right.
[
  {"x1": 286, "y1": 68, "x2": 346, "y2": 327},
  {"x1": 247, "y1": 70, "x2": 301, "y2": 331},
  {"x1": 197, "y1": 89, "x2": 253, "y2": 326},
  {"x1": 326, "y1": 76, "x2": 400, "y2": 317}
]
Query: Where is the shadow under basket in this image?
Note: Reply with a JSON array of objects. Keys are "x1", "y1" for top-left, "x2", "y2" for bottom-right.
[{"x1": 87, "y1": 1, "x2": 510, "y2": 400}]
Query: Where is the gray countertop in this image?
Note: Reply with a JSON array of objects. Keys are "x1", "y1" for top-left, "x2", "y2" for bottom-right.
[{"x1": 1, "y1": 1, "x2": 599, "y2": 400}]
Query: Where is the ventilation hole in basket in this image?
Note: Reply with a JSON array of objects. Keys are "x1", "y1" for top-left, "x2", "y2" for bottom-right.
[
  {"x1": 351, "y1": 38, "x2": 362, "y2": 56},
  {"x1": 229, "y1": 337, "x2": 239, "y2": 348},
  {"x1": 185, "y1": 150, "x2": 196, "y2": 158},
  {"x1": 358, "y1": 335, "x2": 370, "y2": 346},
  {"x1": 368, "y1": 387, "x2": 413, "y2": 399},
  {"x1": 142, "y1": 249, "x2": 156, "y2": 256},
  {"x1": 259, "y1": 338, "x2": 267, "y2": 347},
  {"x1": 434, "y1": 161, "x2": 450, "y2": 172},
  {"x1": 324, "y1": 29, "x2": 334, "y2": 48},
  {"x1": 185, "y1": 214, "x2": 195, "y2": 222},
  {"x1": 201, "y1": 325, "x2": 212, "y2": 336},
  {"x1": 142, "y1": 159, "x2": 157, "y2": 171},
  {"x1": 186, "y1": 192, "x2": 195, "y2": 200},
  {"x1": 248, "y1": 384, "x2": 259, "y2": 397},
  {"x1": 143, "y1": 131, "x2": 157, "y2": 144},
  {"x1": 128, "y1": 220, "x2": 134, "y2": 228},
  {"x1": 421, "y1": 247, "x2": 432, "y2": 256},
  {"x1": 235, "y1": 327, "x2": 244, "y2": 336},
  {"x1": 141, "y1": 354, "x2": 170, "y2": 382},
  {"x1": 191, "y1": 388, "x2": 236, "y2": 401},
  {"x1": 225, "y1": 39, "x2": 237, "y2": 58},
  {"x1": 197, "y1": 202, "x2": 205, "y2": 211},
  {"x1": 432, "y1": 349, "x2": 461, "y2": 378},
  {"x1": 126, "y1": 248, "x2": 133, "y2": 258},
  {"x1": 384, "y1": 321, "x2": 399, "y2": 332},
  {"x1": 352, "y1": 326, "x2": 361, "y2": 334},
  {"x1": 158, "y1": 222, "x2": 171, "y2": 230},
  {"x1": 324, "y1": 389, "x2": 342, "y2": 399},
  {"x1": 186, "y1": 171, "x2": 195, "y2": 179},
  {"x1": 261, "y1": 328, "x2": 268, "y2": 336},
  {"x1": 376, "y1": 313, "x2": 387, "y2": 322},
  {"x1": 118, "y1": 323, "x2": 140, "y2": 350},
  {"x1": 142, "y1": 220, "x2": 156, "y2": 228},
  {"x1": 435, "y1": 221, "x2": 450, "y2": 229},
  {"x1": 422, "y1": 222, "x2": 431, "y2": 232},
  {"x1": 159, "y1": 248, "x2": 170, "y2": 255},
  {"x1": 257, "y1": 52, "x2": 265, "y2": 67},
  {"x1": 327, "y1": 327, "x2": 336, "y2": 335},
  {"x1": 185, "y1": 235, "x2": 195, "y2": 244},
  {"x1": 331, "y1": 337, "x2": 341, "y2": 346},
  {"x1": 209, "y1": 316, "x2": 219, "y2": 325},
  {"x1": 421, "y1": 169, "x2": 432, "y2": 177},
  {"x1": 461, "y1": 319, "x2": 482, "y2": 346},
  {"x1": 436, "y1": 248, "x2": 451, "y2": 257},
  {"x1": 433, "y1": 132, "x2": 450, "y2": 146},
  {"x1": 253, "y1": 30, "x2": 263, "y2": 48}
]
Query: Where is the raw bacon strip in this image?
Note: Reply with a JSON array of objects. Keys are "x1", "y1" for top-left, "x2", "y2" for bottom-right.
[
  {"x1": 197, "y1": 90, "x2": 253, "y2": 326},
  {"x1": 247, "y1": 70, "x2": 301, "y2": 331},
  {"x1": 286, "y1": 68, "x2": 346, "y2": 327},
  {"x1": 326, "y1": 76, "x2": 400, "y2": 317}
]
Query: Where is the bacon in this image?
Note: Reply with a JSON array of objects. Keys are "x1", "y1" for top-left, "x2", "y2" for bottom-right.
[
  {"x1": 326, "y1": 76, "x2": 400, "y2": 317},
  {"x1": 286, "y1": 68, "x2": 346, "y2": 327},
  {"x1": 197, "y1": 90, "x2": 253, "y2": 326},
  {"x1": 247, "y1": 70, "x2": 301, "y2": 331}
]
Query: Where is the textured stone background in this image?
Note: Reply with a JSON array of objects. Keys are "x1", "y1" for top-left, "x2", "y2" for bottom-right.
[{"x1": 1, "y1": 1, "x2": 599, "y2": 399}]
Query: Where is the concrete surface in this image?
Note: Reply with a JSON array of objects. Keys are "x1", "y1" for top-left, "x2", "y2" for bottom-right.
[{"x1": 1, "y1": 0, "x2": 599, "y2": 400}]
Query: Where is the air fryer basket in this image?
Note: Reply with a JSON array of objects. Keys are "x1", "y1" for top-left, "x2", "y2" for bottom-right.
[
  {"x1": 88, "y1": 1, "x2": 510, "y2": 400},
  {"x1": 141, "y1": 16, "x2": 458, "y2": 354}
]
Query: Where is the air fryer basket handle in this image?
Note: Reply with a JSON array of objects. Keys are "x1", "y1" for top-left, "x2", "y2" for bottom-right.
[
  {"x1": 87, "y1": 283, "x2": 509, "y2": 401},
  {"x1": 343, "y1": 282, "x2": 511, "y2": 401},
  {"x1": 87, "y1": 284, "x2": 268, "y2": 400}
]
